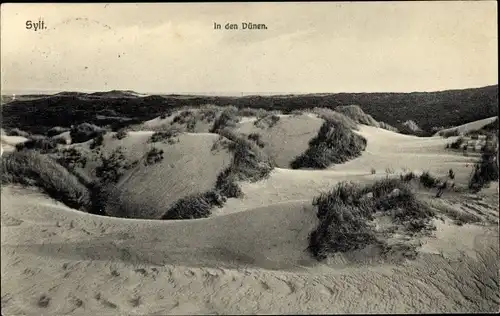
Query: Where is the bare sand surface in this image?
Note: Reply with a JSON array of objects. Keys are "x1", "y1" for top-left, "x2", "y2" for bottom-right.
[{"x1": 1, "y1": 184, "x2": 498, "y2": 315}]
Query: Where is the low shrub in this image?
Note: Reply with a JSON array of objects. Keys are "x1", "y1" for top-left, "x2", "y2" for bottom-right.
[
  {"x1": 400, "y1": 171, "x2": 416, "y2": 182},
  {"x1": 70, "y1": 123, "x2": 105, "y2": 144},
  {"x1": 159, "y1": 111, "x2": 172, "y2": 119},
  {"x1": 308, "y1": 178, "x2": 434, "y2": 260},
  {"x1": 15, "y1": 136, "x2": 61, "y2": 154},
  {"x1": 96, "y1": 147, "x2": 137, "y2": 184},
  {"x1": 114, "y1": 129, "x2": 128, "y2": 140},
  {"x1": 1, "y1": 151, "x2": 91, "y2": 211},
  {"x1": 172, "y1": 110, "x2": 194, "y2": 124},
  {"x1": 210, "y1": 108, "x2": 240, "y2": 133},
  {"x1": 449, "y1": 137, "x2": 465, "y2": 149},
  {"x1": 247, "y1": 133, "x2": 265, "y2": 148},
  {"x1": 161, "y1": 191, "x2": 226, "y2": 220},
  {"x1": 144, "y1": 147, "x2": 164, "y2": 166},
  {"x1": 448, "y1": 169, "x2": 455, "y2": 180},
  {"x1": 56, "y1": 147, "x2": 87, "y2": 169},
  {"x1": 370, "y1": 168, "x2": 376, "y2": 175},
  {"x1": 254, "y1": 114, "x2": 281, "y2": 129},
  {"x1": 149, "y1": 127, "x2": 182, "y2": 144},
  {"x1": 420, "y1": 171, "x2": 439, "y2": 188},
  {"x1": 199, "y1": 107, "x2": 219, "y2": 122},
  {"x1": 469, "y1": 149, "x2": 499, "y2": 192},
  {"x1": 290, "y1": 118, "x2": 367, "y2": 169},
  {"x1": 89, "y1": 133, "x2": 104, "y2": 149}
]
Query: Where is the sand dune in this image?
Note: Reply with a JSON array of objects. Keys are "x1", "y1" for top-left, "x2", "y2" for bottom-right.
[
  {"x1": 104, "y1": 132, "x2": 233, "y2": 219},
  {"x1": 235, "y1": 114, "x2": 324, "y2": 168},
  {"x1": 434, "y1": 116, "x2": 498, "y2": 136},
  {"x1": 1, "y1": 109, "x2": 498, "y2": 314}
]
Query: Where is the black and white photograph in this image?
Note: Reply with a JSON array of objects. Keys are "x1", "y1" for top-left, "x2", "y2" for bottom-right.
[{"x1": 1, "y1": 2, "x2": 498, "y2": 314}]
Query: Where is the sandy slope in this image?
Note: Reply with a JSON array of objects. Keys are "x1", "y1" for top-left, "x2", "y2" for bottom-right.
[
  {"x1": 104, "y1": 132, "x2": 233, "y2": 219},
  {"x1": 235, "y1": 114, "x2": 324, "y2": 168},
  {"x1": 1, "y1": 185, "x2": 498, "y2": 315},
  {"x1": 434, "y1": 116, "x2": 498, "y2": 136}
]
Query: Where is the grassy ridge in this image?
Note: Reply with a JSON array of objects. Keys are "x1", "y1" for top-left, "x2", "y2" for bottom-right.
[
  {"x1": 1, "y1": 151, "x2": 92, "y2": 211},
  {"x1": 291, "y1": 118, "x2": 367, "y2": 169}
]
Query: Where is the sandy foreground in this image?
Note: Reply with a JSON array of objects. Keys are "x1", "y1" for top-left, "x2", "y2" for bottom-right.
[
  {"x1": 1, "y1": 185, "x2": 499, "y2": 315},
  {"x1": 1, "y1": 123, "x2": 499, "y2": 314}
]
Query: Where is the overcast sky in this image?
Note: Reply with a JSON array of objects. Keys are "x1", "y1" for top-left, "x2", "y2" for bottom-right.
[{"x1": 1, "y1": 2, "x2": 497, "y2": 94}]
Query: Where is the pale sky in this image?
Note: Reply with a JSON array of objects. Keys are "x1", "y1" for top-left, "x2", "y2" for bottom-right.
[{"x1": 1, "y1": 2, "x2": 498, "y2": 94}]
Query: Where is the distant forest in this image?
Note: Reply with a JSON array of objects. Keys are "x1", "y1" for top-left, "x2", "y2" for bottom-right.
[{"x1": 1, "y1": 85, "x2": 497, "y2": 136}]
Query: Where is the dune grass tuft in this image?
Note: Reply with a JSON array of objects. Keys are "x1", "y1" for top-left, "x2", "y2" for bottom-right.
[
  {"x1": 70, "y1": 123, "x2": 105, "y2": 144},
  {"x1": 144, "y1": 147, "x2": 164, "y2": 166},
  {"x1": 1, "y1": 151, "x2": 92, "y2": 211},
  {"x1": 209, "y1": 108, "x2": 240, "y2": 133},
  {"x1": 308, "y1": 178, "x2": 435, "y2": 260},
  {"x1": 469, "y1": 148, "x2": 499, "y2": 192},
  {"x1": 254, "y1": 114, "x2": 281, "y2": 129},
  {"x1": 15, "y1": 135, "x2": 63, "y2": 154},
  {"x1": 149, "y1": 127, "x2": 182, "y2": 144},
  {"x1": 290, "y1": 118, "x2": 367, "y2": 169},
  {"x1": 95, "y1": 147, "x2": 138, "y2": 184},
  {"x1": 420, "y1": 171, "x2": 439, "y2": 188}
]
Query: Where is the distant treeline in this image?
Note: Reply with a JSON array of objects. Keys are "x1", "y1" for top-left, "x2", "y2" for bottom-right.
[{"x1": 1, "y1": 85, "x2": 497, "y2": 135}]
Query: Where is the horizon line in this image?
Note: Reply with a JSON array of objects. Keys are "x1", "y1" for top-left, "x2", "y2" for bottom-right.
[{"x1": 1, "y1": 83, "x2": 498, "y2": 97}]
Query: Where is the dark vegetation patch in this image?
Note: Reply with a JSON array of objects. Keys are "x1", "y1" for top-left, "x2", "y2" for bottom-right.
[
  {"x1": 149, "y1": 127, "x2": 182, "y2": 144},
  {"x1": 254, "y1": 114, "x2": 281, "y2": 129},
  {"x1": 161, "y1": 191, "x2": 226, "y2": 220},
  {"x1": 15, "y1": 135, "x2": 64, "y2": 154},
  {"x1": 70, "y1": 123, "x2": 105, "y2": 144},
  {"x1": 1, "y1": 151, "x2": 92, "y2": 211},
  {"x1": 56, "y1": 147, "x2": 87, "y2": 169},
  {"x1": 113, "y1": 129, "x2": 128, "y2": 140},
  {"x1": 469, "y1": 144, "x2": 499, "y2": 192},
  {"x1": 89, "y1": 133, "x2": 104, "y2": 150},
  {"x1": 209, "y1": 108, "x2": 240, "y2": 133},
  {"x1": 6, "y1": 128, "x2": 30, "y2": 137},
  {"x1": 448, "y1": 137, "x2": 465, "y2": 150},
  {"x1": 247, "y1": 132, "x2": 265, "y2": 148},
  {"x1": 290, "y1": 118, "x2": 367, "y2": 169},
  {"x1": 199, "y1": 107, "x2": 219, "y2": 122},
  {"x1": 171, "y1": 110, "x2": 197, "y2": 132},
  {"x1": 95, "y1": 147, "x2": 138, "y2": 185},
  {"x1": 37, "y1": 295, "x2": 51, "y2": 308},
  {"x1": 161, "y1": 129, "x2": 274, "y2": 220},
  {"x1": 419, "y1": 171, "x2": 439, "y2": 188},
  {"x1": 159, "y1": 111, "x2": 172, "y2": 119},
  {"x1": 144, "y1": 147, "x2": 164, "y2": 166},
  {"x1": 308, "y1": 178, "x2": 435, "y2": 261}
]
